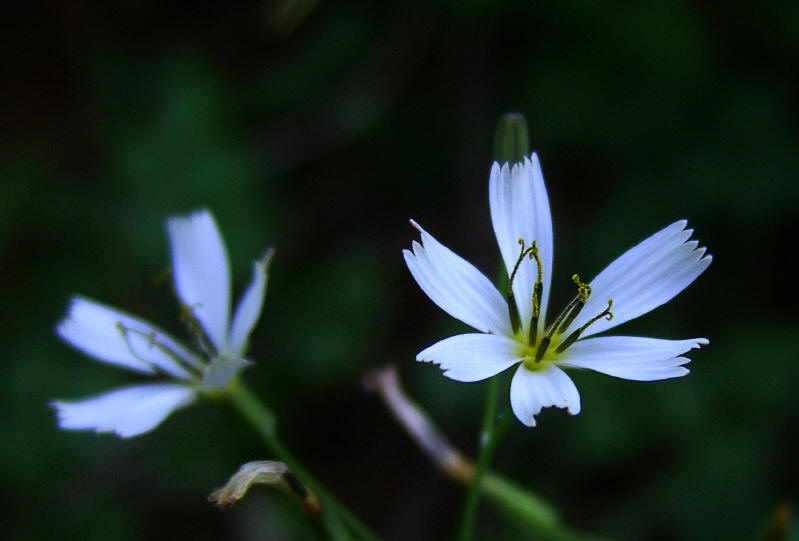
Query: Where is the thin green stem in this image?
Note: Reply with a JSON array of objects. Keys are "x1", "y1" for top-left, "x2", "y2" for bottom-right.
[
  {"x1": 481, "y1": 473, "x2": 610, "y2": 540},
  {"x1": 480, "y1": 472, "x2": 557, "y2": 532},
  {"x1": 226, "y1": 380, "x2": 381, "y2": 541},
  {"x1": 457, "y1": 377, "x2": 510, "y2": 541}
]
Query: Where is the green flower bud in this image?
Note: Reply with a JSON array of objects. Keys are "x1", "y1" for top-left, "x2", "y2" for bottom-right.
[{"x1": 493, "y1": 112, "x2": 530, "y2": 165}]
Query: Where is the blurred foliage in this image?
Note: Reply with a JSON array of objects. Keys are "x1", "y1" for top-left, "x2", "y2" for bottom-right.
[{"x1": 1, "y1": 1, "x2": 798, "y2": 540}]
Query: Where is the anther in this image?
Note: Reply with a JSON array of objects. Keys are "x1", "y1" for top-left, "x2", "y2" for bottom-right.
[
  {"x1": 555, "y1": 299, "x2": 614, "y2": 353},
  {"x1": 526, "y1": 241, "x2": 544, "y2": 344},
  {"x1": 557, "y1": 274, "x2": 591, "y2": 335},
  {"x1": 507, "y1": 238, "x2": 535, "y2": 335}
]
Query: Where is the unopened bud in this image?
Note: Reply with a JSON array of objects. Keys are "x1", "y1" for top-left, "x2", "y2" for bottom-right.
[{"x1": 493, "y1": 112, "x2": 530, "y2": 165}]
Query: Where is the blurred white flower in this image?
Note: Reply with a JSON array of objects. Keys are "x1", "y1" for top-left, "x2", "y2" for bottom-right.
[
  {"x1": 52, "y1": 209, "x2": 272, "y2": 437},
  {"x1": 404, "y1": 154, "x2": 711, "y2": 427}
]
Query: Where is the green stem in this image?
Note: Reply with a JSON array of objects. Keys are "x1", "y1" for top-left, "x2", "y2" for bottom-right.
[
  {"x1": 479, "y1": 471, "x2": 610, "y2": 541},
  {"x1": 480, "y1": 472, "x2": 558, "y2": 532},
  {"x1": 226, "y1": 380, "x2": 381, "y2": 541},
  {"x1": 457, "y1": 377, "x2": 509, "y2": 541}
]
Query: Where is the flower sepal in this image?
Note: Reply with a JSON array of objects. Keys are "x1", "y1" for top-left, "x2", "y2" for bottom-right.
[{"x1": 200, "y1": 355, "x2": 254, "y2": 391}]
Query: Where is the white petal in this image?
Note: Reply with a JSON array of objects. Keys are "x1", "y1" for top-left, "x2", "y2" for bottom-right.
[
  {"x1": 489, "y1": 154, "x2": 554, "y2": 336},
  {"x1": 228, "y1": 249, "x2": 272, "y2": 357},
  {"x1": 57, "y1": 296, "x2": 202, "y2": 379},
  {"x1": 404, "y1": 221, "x2": 512, "y2": 335},
  {"x1": 563, "y1": 221, "x2": 712, "y2": 338},
  {"x1": 557, "y1": 336, "x2": 708, "y2": 381},
  {"x1": 416, "y1": 333, "x2": 521, "y2": 382},
  {"x1": 509, "y1": 364, "x2": 580, "y2": 427},
  {"x1": 52, "y1": 383, "x2": 196, "y2": 438},
  {"x1": 167, "y1": 209, "x2": 231, "y2": 353}
]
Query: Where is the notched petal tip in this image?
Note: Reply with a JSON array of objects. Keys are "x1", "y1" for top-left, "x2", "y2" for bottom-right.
[
  {"x1": 49, "y1": 399, "x2": 68, "y2": 418},
  {"x1": 519, "y1": 402, "x2": 579, "y2": 428},
  {"x1": 510, "y1": 365, "x2": 581, "y2": 428},
  {"x1": 414, "y1": 354, "x2": 453, "y2": 379},
  {"x1": 259, "y1": 247, "x2": 275, "y2": 269},
  {"x1": 415, "y1": 350, "x2": 445, "y2": 366},
  {"x1": 517, "y1": 152, "x2": 540, "y2": 173},
  {"x1": 54, "y1": 311, "x2": 73, "y2": 338},
  {"x1": 678, "y1": 222, "x2": 713, "y2": 259},
  {"x1": 668, "y1": 358, "x2": 691, "y2": 377}
]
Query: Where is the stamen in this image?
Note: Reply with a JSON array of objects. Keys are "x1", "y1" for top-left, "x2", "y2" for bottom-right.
[
  {"x1": 527, "y1": 242, "x2": 543, "y2": 345},
  {"x1": 116, "y1": 322, "x2": 203, "y2": 378},
  {"x1": 532, "y1": 276, "x2": 595, "y2": 363},
  {"x1": 555, "y1": 299, "x2": 614, "y2": 353},
  {"x1": 544, "y1": 296, "x2": 580, "y2": 341},
  {"x1": 180, "y1": 303, "x2": 217, "y2": 358},
  {"x1": 507, "y1": 238, "x2": 535, "y2": 334},
  {"x1": 556, "y1": 274, "x2": 591, "y2": 335},
  {"x1": 534, "y1": 336, "x2": 551, "y2": 363}
]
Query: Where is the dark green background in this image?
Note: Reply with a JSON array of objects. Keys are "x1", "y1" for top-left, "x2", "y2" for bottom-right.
[{"x1": 2, "y1": 1, "x2": 797, "y2": 539}]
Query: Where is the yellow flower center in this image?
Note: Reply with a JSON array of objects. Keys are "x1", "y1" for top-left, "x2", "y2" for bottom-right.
[
  {"x1": 517, "y1": 333, "x2": 563, "y2": 371},
  {"x1": 507, "y1": 238, "x2": 615, "y2": 368}
]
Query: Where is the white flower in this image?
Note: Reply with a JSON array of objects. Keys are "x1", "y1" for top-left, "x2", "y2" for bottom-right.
[
  {"x1": 52, "y1": 209, "x2": 272, "y2": 437},
  {"x1": 404, "y1": 154, "x2": 711, "y2": 427}
]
